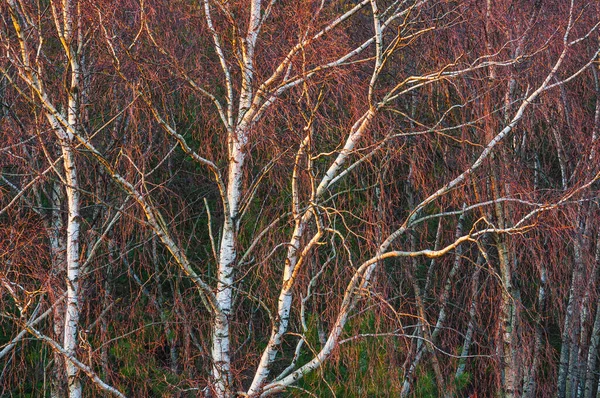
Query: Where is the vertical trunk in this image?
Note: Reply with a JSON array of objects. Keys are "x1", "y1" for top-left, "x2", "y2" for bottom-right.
[
  {"x1": 401, "y1": 220, "x2": 445, "y2": 397},
  {"x1": 211, "y1": 217, "x2": 235, "y2": 397},
  {"x1": 557, "y1": 282, "x2": 573, "y2": 398},
  {"x1": 61, "y1": 142, "x2": 82, "y2": 398},
  {"x1": 407, "y1": 253, "x2": 448, "y2": 397},
  {"x1": 455, "y1": 259, "x2": 483, "y2": 381},
  {"x1": 212, "y1": 225, "x2": 234, "y2": 397},
  {"x1": 484, "y1": 1, "x2": 520, "y2": 389},
  {"x1": 400, "y1": 172, "x2": 447, "y2": 397},
  {"x1": 582, "y1": 57, "x2": 600, "y2": 398},
  {"x1": 557, "y1": 202, "x2": 591, "y2": 398},
  {"x1": 400, "y1": 338, "x2": 426, "y2": 398},
  {"x1": 558, "y1": 237, "x2": 585, "y2": 398},
  {"x1": 576, "y1": 220, "x2": 599, "y2": 398},
  {"x1": 496, "y1": 234, "x2": 517, "y2": 398},
  {"x1": 584, "y1": 301, "x2": 600, "y2": 398},
  {"x1": 490, "y1": 168, "x2": 519, "y2": 397},
  {"x1": 50, "y1": 1, "x2": 83, "y2": 396},
  {"x1": 423, "y1": 220, "x2": 444, "y2": 298},
  {"x1": 577, "y1": 296, "x2": 590, "y2": 398},
  {"x1": 431, "y1": 209, "x2": 467, "y2": 343},
  {"x1": 523, "y1": 260, "x2": 547, "y2": 398},
  {"x1": 554, "y1": 53, "x2": 589, "y2": 398},
  {"x1": 524, "y1": 143, "x2": 548, "y2": 398},
  {"x1": 153, "y1": 237, "x2": 179, "y2": 374},
  {"x1": 568, "y1": 245, "x2": 584, "y2": 398},
  {"x1": 403, "y1": 210, "x2": 467, "y2": 396},
  {"x1": 584, "y1": 234, "x2": 600, "y2": 398},
  {"x1": 101, "y1": 241, "x2": 115, "y2": 380},
  {"x1": 212, "y1": 128, "x2": 245, "y2": 396},
  {"x1": 209, "y1": 0, "x2": 262, "y2": 376},
  {"x1": 49, "y1": 181, "x2": 67, "y2": 398}
]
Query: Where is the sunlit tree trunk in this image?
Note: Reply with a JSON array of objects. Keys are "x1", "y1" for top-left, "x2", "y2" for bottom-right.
[
  {"x1": 61, "y1": 141, "x2": 81, "y2": 398},
  {"x1": 49, "y1": 182, "x2": 67, "y2": 398},
  {"x1": 58, "y1": 2, "x2": 83, "y2": 395}
]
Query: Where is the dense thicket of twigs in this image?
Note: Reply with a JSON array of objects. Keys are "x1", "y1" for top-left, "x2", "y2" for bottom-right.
[{"x1": 2, "y1": 0, "x2": 600, "y2": 397}]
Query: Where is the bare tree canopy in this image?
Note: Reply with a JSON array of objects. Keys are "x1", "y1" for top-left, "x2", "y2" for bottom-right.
[{"x1": 1, "y1": 0, "x2": 600, "y2": 397}]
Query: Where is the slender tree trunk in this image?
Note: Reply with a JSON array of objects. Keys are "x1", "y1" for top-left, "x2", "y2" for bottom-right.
[
  {"x1": 490, "y1": 167, "x2": 519, "y2": 398},
  {"x1": 423, "y1": 219, "x2": 444, "y2": 297},
  {"x1": 582, "y1": 60, "x2": 600, "y2": 398},
  {"x1": 407, "y1": 253, "x2": 448, "y2": 398},
  {"x1": 401, "y1": 175, "x2": 468, "y2": 397},
  {"x1": 455, "y1": 258, "x2": 483, "y2": 381},
  {"x1": 401, "y1": 339, "x2": 425, "y2": 398},
  {"x1": 558, "y1": 235, "x2": 585, "y2": 398},
  {"x1": 576, "y1": 218, "x2": 599, "y2": 398},
  {"x1": 211, "y1": 223, "x2": 235, "y2": 397},
  {"x1": 101, "y1": 242, "x2": 114, "y2": 380},
  {"x1": 400, "y1": 186, "x2": 459, "y2": 398},
  {"x1": 568, "y1": 245, "x2": 585, "y2": 398},
  {"x1": 484, "y1": 2, "x2": 520, "y2": 387},
  {"x1": 431, "y1": 209, "x2": 467, "y2": 343},
  {"x1": 61, "y1": 140, "x2": 82, "y2": 398},
  {"x1": 496, "y1": 236, "x2": 517, "y2": 398},
  {"x1": 48, "y1": 2, "x2": 84, "y2": 396},
  {"x1": 153, "y1": 236, "x2": 179, "y2": 374},
  {"x1": 584, "y1": 234, "x2": 600, "y2": 398},
  {"x1": 584, "y1": 301, "x2": 600, "y2": 398},
  {"x1": 212, "y1": 125, "x2": 246, "y2": 396},
  {"x1": 523, "y1": 258, "x2": 547, "y2": 398},
  {"x1": 49, "y1": 181, "x2": 67, "y2": 398}
]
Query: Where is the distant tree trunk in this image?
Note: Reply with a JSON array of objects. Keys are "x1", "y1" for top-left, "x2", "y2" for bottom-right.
[
  {"x1": 455, "y1": 256, "x2": 483, "y2": 381},
  {"x1": 523, "y1": 254, "x2": 547, "y2": 398},
  {"x1": 153, "y1": 236, "x2": 179, "y2": 374}
]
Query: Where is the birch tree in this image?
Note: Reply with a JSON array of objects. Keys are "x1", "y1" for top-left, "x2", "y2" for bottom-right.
[
  {"x1": 2, "y1": 0, "x2": 600, "y2": 397},
  {"x1": 2, "y1": 0, "x2": 86, "y2": 396}
]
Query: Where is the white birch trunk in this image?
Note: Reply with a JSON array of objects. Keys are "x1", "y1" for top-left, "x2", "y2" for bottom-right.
[
  {"x1": 211, "y1": 180, "x2": 239, "y2": 396},
  {"x1": 49, "y1": 181, "x2": 67, "y2": 398},
  {"x1": 210, "y1": 0, "x2": 264, "y2": 390},
  {"x1": 211, "y1": 120, "x2": 248, "y2": 397},
  {"x1": 47, "y1": 1, "x2": 84, "y2": 395},
  {"x1": 62, "y1": 123, "x2": 82, "y2": 398}
]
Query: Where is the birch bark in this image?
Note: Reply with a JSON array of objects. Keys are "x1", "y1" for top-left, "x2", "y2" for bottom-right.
[
  {"x1": 61, "y1": 139, "x2": 82, "y2": 398},
  {"x1": 49, "y1": 182, "x2": 67, "y2": 397},
  {"x1": 57, "y1": 1, "x2": 83, "y2": 394}
]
